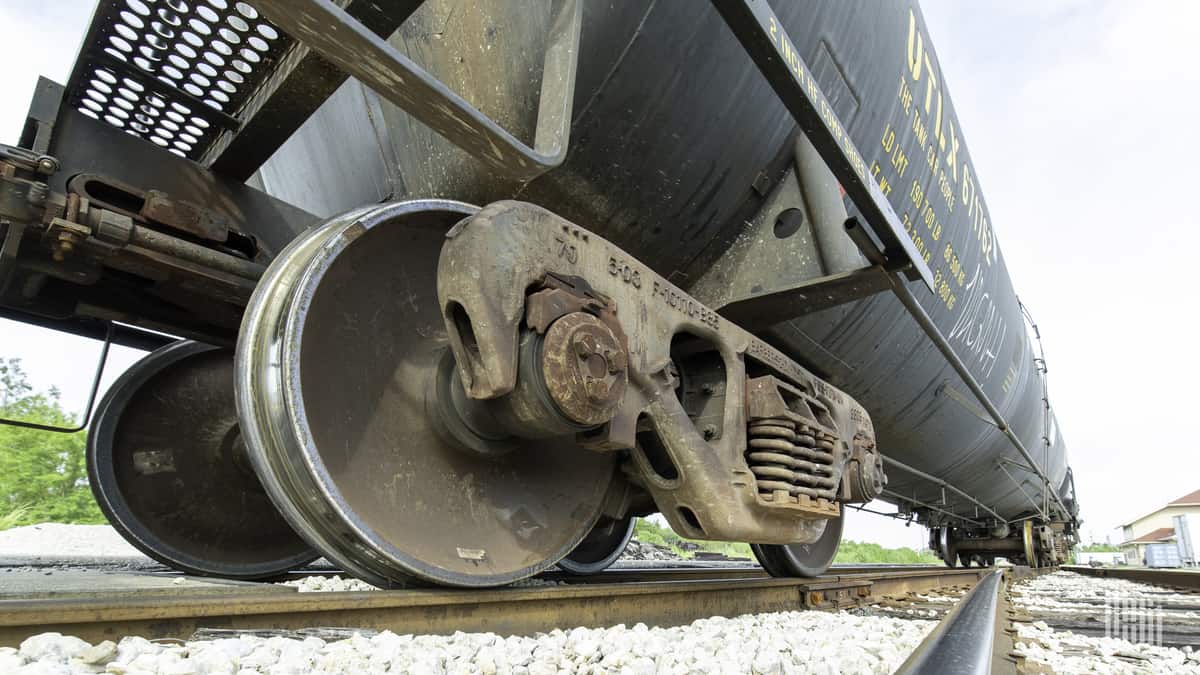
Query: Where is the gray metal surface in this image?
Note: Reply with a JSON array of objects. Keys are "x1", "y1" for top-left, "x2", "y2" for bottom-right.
[
  {"x1": 252, "y1": 0, "x2": 581, "y2": 181},
  {"x1": 895, "y1": 569, "x2": 1003, "y2": 675}
]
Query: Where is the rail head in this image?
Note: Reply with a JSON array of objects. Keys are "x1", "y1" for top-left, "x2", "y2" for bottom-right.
[{"x1": 894, "y1": 569, "x2": 1005, "y2": 675}]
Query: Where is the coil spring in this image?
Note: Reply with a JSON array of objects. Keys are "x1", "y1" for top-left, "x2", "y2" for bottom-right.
[{"x1": 746, "y1": 417, "x2": 837, "y2": 500}]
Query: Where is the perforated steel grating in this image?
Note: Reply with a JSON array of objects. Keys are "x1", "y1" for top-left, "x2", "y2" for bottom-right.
[{"x1": 65, "y1": 0, "x2": 293, "y2": 160}]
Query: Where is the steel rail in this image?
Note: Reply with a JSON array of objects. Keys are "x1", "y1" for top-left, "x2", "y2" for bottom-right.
[
  {"x1": 1062, "y1": 565, "x2": 1200, "y2": 592},
  {"x1": 0, "y1": 566, "x2": 990, "y2": 647},
  {"x1": 895, "y1": 569, "x2": 1005, "y2": 675},
  {"x1": 279, "y1": 564, "x2": 948, "y2": 584}
]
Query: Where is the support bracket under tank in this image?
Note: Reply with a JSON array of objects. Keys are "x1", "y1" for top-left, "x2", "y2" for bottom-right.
[{"x1": 251, "y1": 0, "x2": 582, "y2": 181}]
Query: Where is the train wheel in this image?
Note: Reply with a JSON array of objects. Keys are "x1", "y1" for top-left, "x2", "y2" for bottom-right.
[
  {"x1": 938, "y1": 528, "x2": 958, "y2": 568},
  {"x1": 558, "y1": 516, "x2": 636, "y2": 575},
  {"x1": 751, "y1": 515, "x2": 843, "y2": 578},
  {"x1": 236, "y1": 201, "x2": 616, "y2": 588},
  {"x1": 1022, "y1": 521, "x2": 1039, "y2": 568},
  {"x1": 87, "y1": 341, "x2": 318, "y2": 579}
]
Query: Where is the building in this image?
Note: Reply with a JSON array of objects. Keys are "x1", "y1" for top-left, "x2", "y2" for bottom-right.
[
  {"x1": 1120, "y1": 489, "x2": 1200, "y2": 565},
  {"x1": 1076, "y1": 551, "x2": 1124, "y2": 566}
]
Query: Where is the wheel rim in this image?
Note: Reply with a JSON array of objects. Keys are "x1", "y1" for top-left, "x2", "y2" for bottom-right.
[
  {"x1": 88, "y1": 341, "x2": 317, "y2": 579},
  {"x1": 236, "y1": 200, "x2": 615, "y2": 587},
  {"x1": 558, "y1": 516, "x2": 636, "y2": 575},
  {"x1": 751, "y1": 515, "x2": 843, "y2": 577},
  {"x1": 939, "y1": 527, "x2": 957, "y2": 568},
  {"x1": 1022, "y1": 521, "x2": 1038, "y2": 568}
]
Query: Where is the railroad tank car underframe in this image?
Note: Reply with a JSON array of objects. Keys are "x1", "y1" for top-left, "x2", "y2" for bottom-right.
[{"x1": 0, "y1": 0, "x2": 1079, "y2": 584}]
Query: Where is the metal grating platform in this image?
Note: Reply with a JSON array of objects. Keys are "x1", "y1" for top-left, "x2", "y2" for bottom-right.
[{"x1": 64, "y1": 0, "x2": 294, "y2": 160}]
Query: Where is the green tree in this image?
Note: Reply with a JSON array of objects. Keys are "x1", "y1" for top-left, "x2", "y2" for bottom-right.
[{"x1": 0, "y1": 358, "x2": 105, "y2": 528}]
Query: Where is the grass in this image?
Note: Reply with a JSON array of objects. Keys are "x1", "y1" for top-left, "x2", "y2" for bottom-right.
[
  {"x1": 633, "y1": 518, "x2": 939, "y2": 564},
  {"x1": 0, "y1": 504, "x2": 31, "y2": 531}
]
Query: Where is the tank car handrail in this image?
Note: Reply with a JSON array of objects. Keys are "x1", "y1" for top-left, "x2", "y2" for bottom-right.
[
  {"x1": 1018, "y1": 298, "x2": 1055, "y2": 518},
  {"x1": 847, "y1": 220, "x2": 1072, "y2": 523},
  {"x1": 996, "y1": 459, "x2": 1049, "y2": 521},
  {"x1": 883, "y1": 489, "x2": 983, "y2": 527},
  {"x1": 250, "y1": 0, "x2": 582, "y2": 182},
  {"x1": 882, "y1": 456, "x2": 1005, "y2": 523}
]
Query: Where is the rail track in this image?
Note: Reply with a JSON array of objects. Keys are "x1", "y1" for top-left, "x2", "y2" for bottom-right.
[
  {"x1": 1062, "y1": 564, "x2": 1200, "y2": 591},
  {"x1": 900, "y1": 566, "x2": 1200, "y2": 673},
  {"x1": 0, "y1": 565, "x2": 991, "y2": 648},
  {"x1": 11, "y1": 564, "x2": 1198, "y2": 672}
]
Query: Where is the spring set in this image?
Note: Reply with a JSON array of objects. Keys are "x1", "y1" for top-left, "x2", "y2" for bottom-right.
[{"x1": 746, "y1": 417, "x2": 838, "y2": 501}]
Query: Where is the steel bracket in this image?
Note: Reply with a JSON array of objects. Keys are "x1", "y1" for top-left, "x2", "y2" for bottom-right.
[
  {"x1": 251, "y1": 0, "x2": 582, "y2": 181},
  {"x1": 711, "y1": 0, "x2": 935, "y2": 291}
]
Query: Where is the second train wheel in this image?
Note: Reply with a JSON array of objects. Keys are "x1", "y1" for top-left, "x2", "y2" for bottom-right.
[
  {"x1": 236, "y1": 201, "x2": 617, "y2": 588},
  {"x1": 751, "y1": 514, "x2": 844, "y2": 578},
  {"x1": 938, "y1": 527, "x2": 958, "y2": 568},
  {"x1": 1022, "y1": 521, "x2": 1039, "y2": 568},
  {"x1": 87, "y1": 341, "x2": 318, "y2": 579},
  {"x1": 558, "y1": 516, "x2": 636, "y2": 575}
]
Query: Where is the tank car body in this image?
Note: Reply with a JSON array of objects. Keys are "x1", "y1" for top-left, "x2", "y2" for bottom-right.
[
  {"x1": 0, "y1": 0, "x2": 1078, "y2": 581},
  {"x1": 253, "y1": 0, "x2": 1077, "y2": 558}
]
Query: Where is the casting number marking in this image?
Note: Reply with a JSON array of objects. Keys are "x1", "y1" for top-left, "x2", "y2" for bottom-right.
[
  {"x1": 555, "y1": 236, "x2": 579, "y2": 264},
  {"x1": 608, "y1": 255, "x2": 642, "y2": 289}
]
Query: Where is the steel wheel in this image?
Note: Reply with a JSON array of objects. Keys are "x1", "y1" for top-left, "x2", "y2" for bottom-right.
[
  {"x1": 751, "y1": 514, "x2": 843, "y2": 578},
  {"x1": 236, "y1": 200, "x2": 616, "y2": 588},
  {"x1": 1022, "y1": 520, "x2": 1038, "y2": 568},
  {"x1": 939, "y1": 527, "x2": 958, "y2": 568},
  {"x1": 558, "y1": 516, "x2": 636, "y2": 575},
  {"x1": 87, "y1": 341, "x2": 317, "y2": 579}
]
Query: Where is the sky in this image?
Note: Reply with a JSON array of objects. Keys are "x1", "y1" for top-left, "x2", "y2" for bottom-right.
[{"x1": 0, "y1": 0, "x2": 1197, "y2": 551}]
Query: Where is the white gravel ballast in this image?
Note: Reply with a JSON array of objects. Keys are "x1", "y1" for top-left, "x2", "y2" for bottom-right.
[
  {"x1": 1011, "y1": 571, "x2": 1200, "y2": 674},
  {"x1": 4, "y1": 611, "x2": 933, "y2": 674}
]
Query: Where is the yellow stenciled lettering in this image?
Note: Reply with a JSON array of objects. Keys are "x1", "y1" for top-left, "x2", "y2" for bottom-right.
[
  {"x1": 906, "y1": 10, "x2": 923, "y2": 81},
  {"x1": 897, "y1": 77, "x2": 913, "y2": 115},
  {"x1": 943, "y1": 120, "x2": 960, "y2": 182},
  {"x1": 922, "y1": 57, "x2": 939, "y2": 119},
  {"x1": 911, "y1": 109, "x2": 929, "y2": 150}
]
